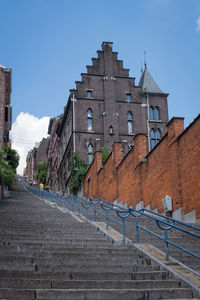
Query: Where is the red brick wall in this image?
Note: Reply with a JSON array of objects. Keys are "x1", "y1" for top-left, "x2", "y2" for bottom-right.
[
  {"x1": 83, "y1": 115, "x2": 200, "y2": 220},
  {"x1": 178, "y1": 116, "x2": 200, "y2": 219},
  {"x1": 98, "y1": 143, "x2": 122, "y2": 201}
]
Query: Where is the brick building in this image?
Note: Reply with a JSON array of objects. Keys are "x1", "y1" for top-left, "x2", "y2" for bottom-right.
[
  {"x1": 53, "y1": 42, "x2": 169, "y2": 193},
  {"x1": 0, "y1": 65, "x2": 12, "y2": 199},
  {"x1": 24, "y1": 147, "x2": 37, "y2": 183},
  {"x1": 24, "y1": 138, "x2": 49, "y2": 184},
  {"x1": 0, "y1": 65, "x2": 12, "y2": 148},
  {"x1": 46, "y1": 115, "x2": 62, "y2": 192},
  {"x1": 83, "y1": 115, "x2": 200, "y2": 223}
]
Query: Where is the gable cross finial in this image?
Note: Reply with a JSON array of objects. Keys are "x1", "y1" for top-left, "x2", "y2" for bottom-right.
[
  {"x1": 141, "y1": 60, "x2": 143, "y2": 73},
  {"x1": 144, "y1": 51, "x2": 147, "y2": 69}
]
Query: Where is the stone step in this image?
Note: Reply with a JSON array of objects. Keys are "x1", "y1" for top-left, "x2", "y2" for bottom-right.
[
  {"x1": 0, "y1": 287, "x2": 193, "y2": 300},
  {"x1": 0, "y1": 264, "x2": 159, "y2": 273},
  {"x1": 0, "y1": 247, "x2": 139, "y2": 256},
  {"x1": 0, "y1": 253, "x2": 150, "y2": 265},
  {"x1": 0, "y1": 252, "x2": 142, "y2": 261},
  {"x1": 0, "y1": 270, "x2": 171, "y2": 280},
  {"x1": 6, "y1": 240, "x2": 114, "y2": 246},
  {"x1": 0, "y1": 278, "x2": 182, "y2": 289}
]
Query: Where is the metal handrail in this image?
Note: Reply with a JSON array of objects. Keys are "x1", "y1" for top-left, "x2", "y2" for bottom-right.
[
  {"x1": 140, "y1": 208, "x2": 200, "y2": 232},
  {"x1": 21, "y1": 180, "x2": 200, "y2": 262}
]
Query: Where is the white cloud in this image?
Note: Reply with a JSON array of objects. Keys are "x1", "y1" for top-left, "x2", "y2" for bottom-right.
[
  {"x1": 10, "y1": 112, "x2": 50, "y2": 175},
  {"x1": 197, "y1": 16, "x2": 200, "y2": 32}
]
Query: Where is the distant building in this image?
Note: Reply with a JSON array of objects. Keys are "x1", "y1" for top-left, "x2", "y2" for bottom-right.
[
  {"x1": 51, "y1": 42, "x2": 169, "y2": 193},
  {"x1": 24, "y1": 138, "x2": 49, "y2": 184},
  {"x1": 46, "y1": 115, "x2": 62, "y2": 192},
  {"x1": 0, "y1": 65, "x2": 12, "y2": 148}
]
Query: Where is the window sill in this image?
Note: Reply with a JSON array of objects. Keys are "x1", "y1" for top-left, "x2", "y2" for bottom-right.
[{"x1": 149, "y1": 120, "x2": 162, "y2": 123}]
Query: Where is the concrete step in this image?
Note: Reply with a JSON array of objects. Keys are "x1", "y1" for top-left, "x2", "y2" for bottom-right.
[
  {"x1": 0, "y1": 270, "x2": 171, "y2": 280},
  {"x1": 0, "y1": 287, "x2": 194, "y2": 300},
  {"x1": 0, "y1": 255, "x2": 151, "y2": 266},
  {"x1": 0, "y1": 264, "x2": 159, "y2": 273},
  {"x1": 0, "y1": 278, "x2": 182, "y2": 289},
  {"x1": 0, "y1": 247, "x2": 139, "y2": 256}
]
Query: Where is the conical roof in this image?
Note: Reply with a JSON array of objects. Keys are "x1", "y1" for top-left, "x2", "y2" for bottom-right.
[{"x1": 139, "y1": 66, "x2": 163, "y2": 93}]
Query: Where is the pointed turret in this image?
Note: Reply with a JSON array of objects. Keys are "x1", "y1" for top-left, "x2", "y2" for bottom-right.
[{"x1": 139, "y1": 65, "x2": 163, "y2": 93}]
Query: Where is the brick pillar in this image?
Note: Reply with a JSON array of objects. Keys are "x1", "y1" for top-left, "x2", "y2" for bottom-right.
[
  {"x1": 167, "y1": 117, "x2": 185, "y2": 212},
  {"x1": 167, "y1": 117, "x2": 184, "y2": 146},
  {"x1": 112, "y1": 143, "x2": 122, "y2": 167},
  {"x1": 95, "y1": 151, "x2": 102, "y2": 173},
  {"x1": 133, "y1": 134, "x2": 147, "y2": 167}
]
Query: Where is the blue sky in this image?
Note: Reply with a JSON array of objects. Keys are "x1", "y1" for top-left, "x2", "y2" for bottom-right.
[{"x1": 1, "y1": 0, "x2": 200, "y2": 127}]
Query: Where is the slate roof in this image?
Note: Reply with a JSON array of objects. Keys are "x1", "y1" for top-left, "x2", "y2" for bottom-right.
[{"x1": 138, "y1": 66, "x2": 163, "y2": 94}]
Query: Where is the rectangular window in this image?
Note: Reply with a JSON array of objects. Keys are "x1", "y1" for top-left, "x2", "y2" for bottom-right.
[
  {"x1": 5, "y1": 107, "x2": 8, "y2": 122},
  {"x1": 126, "y1": 93, "x2": 131, "y2": 102},
  {"x1": 87, "y1": 90, "x2": 92, "y2": 98}
]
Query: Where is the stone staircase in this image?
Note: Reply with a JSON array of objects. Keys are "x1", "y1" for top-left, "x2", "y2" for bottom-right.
[{"x1": 0, "y1": 182, "x2": 198, "y2": 299}]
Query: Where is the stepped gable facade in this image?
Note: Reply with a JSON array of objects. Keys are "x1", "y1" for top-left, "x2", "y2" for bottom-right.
[
  {"x1": 0, "y1": 65, "x2": 12, "y2": 149},
  {"x1": 52, "y1": 42, "x2": 169, "y2": 193}
]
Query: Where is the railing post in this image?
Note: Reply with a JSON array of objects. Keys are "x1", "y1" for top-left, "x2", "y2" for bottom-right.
[
  {"x1": 77, "y1": 198, "x2": 80, "y2": 216},
  {"x1": 122, "y1": 217, "x2": 126, "y2": 245},
  {"x1": 94, "y1": 203, "x2": 97, "y2": 222},
  {"x1": 67, "y1": 196, "x2": 71, "y2": 211},
  {"x1": 106, "y1": 209, "x2": 109, "y2": 229},
  {"x1": 85, "y1": 207, "x2": 88, "y2": 222},
  {"x1": 136, "y1": 216, "x2": 139, "y2": 243},
  {"x1": 72, "y1": 197, "x2": 74, "y2": 212},
  {"x1": 165, "y1": 228, "x2": 169, "y2": 261}
]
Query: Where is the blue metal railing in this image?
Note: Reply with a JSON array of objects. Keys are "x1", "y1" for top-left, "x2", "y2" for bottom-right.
[{"x1": 21, "y1": 179, "x2": 200, "y2": 262}]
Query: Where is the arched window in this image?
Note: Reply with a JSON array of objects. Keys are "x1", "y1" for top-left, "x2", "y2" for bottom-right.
[
  {"x1": 149, "y1": 106, "x2": 154, "y2": 120},
  {"x1": 150, "y1": 129, "x2": 161, "y2": 149},
  {"x1": 150, "y1": 129, "x2": 156, "y2": 149},
  {"x1": 156, "y1": 130, "x2": 160, "y2": 140},
  {"x1": 87, "y1": 109, "x2": 92, "y2": 131},
  {"x1": 88, "y1": 144, "x2": 93, "y2": 164},
  {"x1": 155, "y1": 107, "x2": 160, "y2": 120},
  {"x1": 128, "y1": 112, "x2": 133, "y2": 134}
]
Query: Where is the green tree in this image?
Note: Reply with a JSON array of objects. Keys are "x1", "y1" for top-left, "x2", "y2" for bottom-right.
[
  {"x1": 0, "y1": 148, "x2": 16, "y2": 186},
  {"x1": 35, "y1": 162, "x2": 47, "y2": 185},
  {"x1": 69, "y1": 152, "x2": 88, "y2": 195},
  {"x1": 3, "y1": 144, "x2": 19, "y2": 171}
]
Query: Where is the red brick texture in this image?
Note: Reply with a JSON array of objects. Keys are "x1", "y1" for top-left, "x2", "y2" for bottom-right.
[{"x1": 83, "y1": 115, "x2": 200, "y2": 220}]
